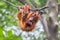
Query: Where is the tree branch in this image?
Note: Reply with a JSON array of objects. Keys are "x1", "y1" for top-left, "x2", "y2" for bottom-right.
[
  {"x1": 58, "y1": 3, "x2": 60, "y2": 11},
  {"x1": 17, "y1": 0, "x2": 35, "y2": 8},
  {"x1": 39, "y1": 11, "x2": 50, "y2": 39},
  {"x1": 30, "y1": 0, "x2": 38, "y2": 8}
]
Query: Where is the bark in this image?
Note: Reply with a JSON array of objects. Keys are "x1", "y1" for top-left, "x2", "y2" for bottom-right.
[
  {"x1": 39, "y1": 11, "x2": 50, "y2": 39},
  {"x1": 58, "y1": 3, "x2": 60, "y2": 12},
  {"x1": 46, "y1": 0, "x2": 58, "y2": 40}
]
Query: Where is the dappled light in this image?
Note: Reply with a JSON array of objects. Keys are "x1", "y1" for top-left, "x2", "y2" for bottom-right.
[{"x1": 0, "y1": 0, "x2": 59, "y2": 40}]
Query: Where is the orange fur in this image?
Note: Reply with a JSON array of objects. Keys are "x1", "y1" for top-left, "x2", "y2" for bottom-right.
[{"x1": 17, "y1": 4, "x2": 39, "y2": 32}]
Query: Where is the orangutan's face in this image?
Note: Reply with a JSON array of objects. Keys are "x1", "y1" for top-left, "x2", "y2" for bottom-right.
[{"x1": 21, "y1": 11, "x2": 39, "y2": 31}]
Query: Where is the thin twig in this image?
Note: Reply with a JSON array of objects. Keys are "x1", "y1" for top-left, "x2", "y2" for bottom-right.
[
  {"x1": 3, "y1": 0, "x2": 18, "y2": 8},
  {"x1": 3, "y1": 0, "x2": 48, "y2": 11}
]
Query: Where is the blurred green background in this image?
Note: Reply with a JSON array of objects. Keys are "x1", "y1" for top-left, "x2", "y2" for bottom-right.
[{"x1": 0, "y1": 0, "x2": 60, "y2": 40}]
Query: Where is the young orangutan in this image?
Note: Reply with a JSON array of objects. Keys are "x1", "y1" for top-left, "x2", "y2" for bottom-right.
[{"x1": 17, "y1": 4, "x2": 39, "y2": 32}]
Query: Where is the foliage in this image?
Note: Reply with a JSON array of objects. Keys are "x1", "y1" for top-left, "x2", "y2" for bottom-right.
[
  {"x1": 0, "y1": 0, "x2": 59, "y2": 40},
  {"x1": 0, "y1": 0, "x2": 22, "y2": 40}
]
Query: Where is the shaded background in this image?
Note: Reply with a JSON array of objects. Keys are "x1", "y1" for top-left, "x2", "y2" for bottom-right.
[{"x1": 0, "y1": 0, "x2": 60, "y2": 40}]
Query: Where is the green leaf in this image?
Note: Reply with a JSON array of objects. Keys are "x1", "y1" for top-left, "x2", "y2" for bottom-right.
[
  {"x1": 12, "y1": 36, "x2": 22, "y2": 40},
  {"x1": 0, "y1": 2, "x2": 7, "y2": 8},
  {"x1": 0, "y1": 27, "x2": 4, "y2": 37},
  {"x1": 7, "y1": 30, "x2": 13, "y2": 38},
  {"x1": 0, "y1": 27, "x2": 5, "y2": 40}
]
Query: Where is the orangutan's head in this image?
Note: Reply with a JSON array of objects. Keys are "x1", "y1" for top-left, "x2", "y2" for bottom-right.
[{"x1": 17, "y1": 4, "x2": 39, "y2": 31}]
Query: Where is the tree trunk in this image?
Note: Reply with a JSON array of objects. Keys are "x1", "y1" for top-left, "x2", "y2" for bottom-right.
[{"x1": 45, "y1": 0, "x2": 58, "y2": 40}]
